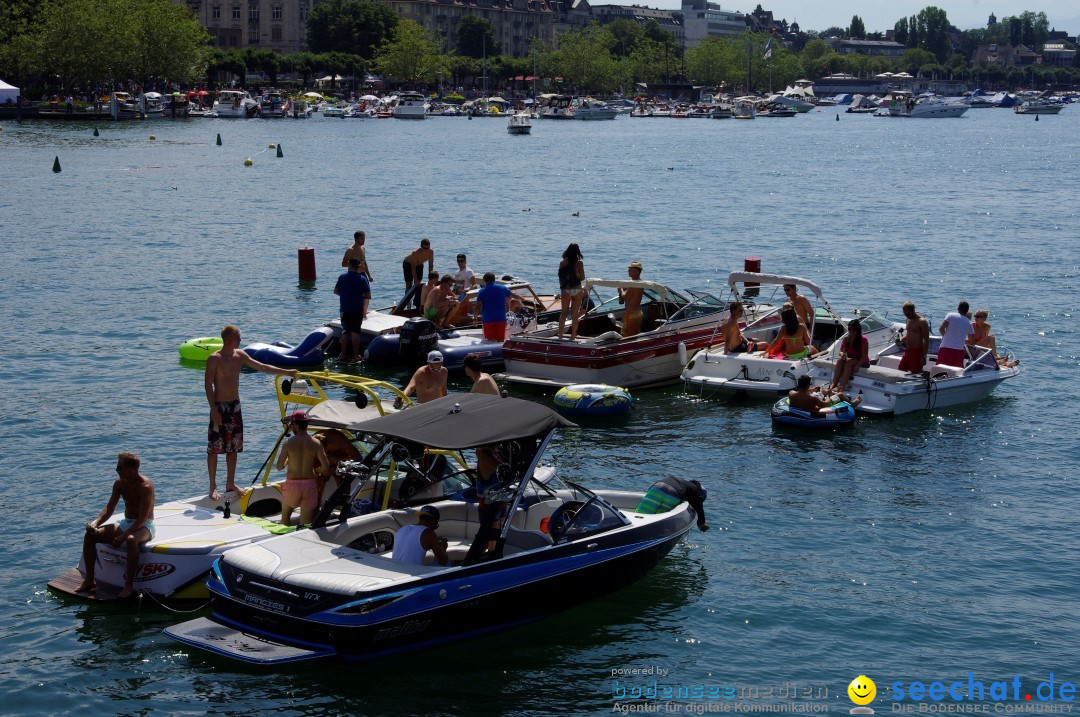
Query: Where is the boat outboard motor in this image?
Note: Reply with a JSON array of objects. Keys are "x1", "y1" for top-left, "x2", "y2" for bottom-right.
[{"x1": 398, "y1": 318, "x2": 439, "y2": 369}]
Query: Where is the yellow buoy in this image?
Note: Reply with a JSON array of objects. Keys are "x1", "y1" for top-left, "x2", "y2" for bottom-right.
[
  {"x1": 269, "y1": 143, "x2": 276, "y2": 148},
  {"x1": 244, "y1": 158, "x2": 253, "y2": 166},
  {"x1": 149, "y1": 135, "x2": 156, "y2": 140}
]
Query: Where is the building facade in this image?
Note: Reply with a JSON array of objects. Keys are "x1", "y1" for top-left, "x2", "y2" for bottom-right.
[
  {"x1": 387, "y1": 0, "x2": 557, "y2": 58},
  {"x1": 589, "y1": 4, "x2": 684, "y2": 46},
  {"x1": 1041, "y1": 43, "x2": 1076, "y2": 67},
  {"x1": 183, "y1": 0, "x2": 312, "y2": 54},
  {"x1": 826, "y1": 38, "x2": 907, "y2": 58},
  {"x1": 680, "y1": 0, "x2": 745, "y2": 48}
]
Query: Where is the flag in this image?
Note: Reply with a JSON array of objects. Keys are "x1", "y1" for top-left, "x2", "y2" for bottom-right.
[{"x1": 763, "y1": 37, "x2": 773, "y2": 60}]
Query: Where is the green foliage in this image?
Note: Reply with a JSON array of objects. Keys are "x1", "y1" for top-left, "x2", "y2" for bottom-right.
[
  {"x1": 306, "y1": 0, "x2": 399, "y2": 60},
  {"x1": 607, "y1": 19, "x2": 644, "y2": 58},
  {"x1": 801, "y1": 39, "x2": 832, "y2": 62},
  {"x1": 207, "y1": 49, "x2": 247, "y2": 84},
  {"x1": 549, "y1": 24, "x2": 620, "y2": 94},
  {"x1": 848, "y1": 15, "x2": 865, "y2": 40},
  {"x1": 456, "y1": 16, "x2": 501, "y2": 58},
  {"x1": 375, "y1": 19, "x2": 446, "y2": 86},
  {"x1": 316, "y1": 52, "x2": 367, "y2": 86}
]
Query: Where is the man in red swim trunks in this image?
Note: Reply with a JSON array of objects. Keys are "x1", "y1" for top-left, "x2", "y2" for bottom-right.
[
  {"x1": 276, "y1": 410, "x2": 330, "y2": 527},
  {"x1": 897, "y1": 301, "x2": 930, "y2": 372}
]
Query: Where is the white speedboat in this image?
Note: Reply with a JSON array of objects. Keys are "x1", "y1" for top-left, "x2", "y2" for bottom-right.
[
  {"x1": 805, "y1": 341, "x2": 1020, "y2": 415},
  {"x1": 47, "y1": 372, "x2": 419, "y2": 602},
  {"x1": 290, "y1": 98, "x2": 314, "y2": 118},
  {"x1": 163, "y1": 394, "x2": 695, "y2": 664},
  {"x1": 507, "y1": 111, "x2": 532, "y2": 134},
  {"x1": 393, "y1": 92, "x2": 427, "y2": 119},
  {"x1": 214, "y1": 90, "x2": 258, "y2": 118},
  {"x1": 573, "y1": 98, "x2": 617, "y2": 120},
  {"x1": 733, "y1": 99, "x2": 757, "y2": 119},
  {"x1": 139, "y1": 92, "x2": 165, "y2": 116},
  {"x1": 500, "y1": 280, "x2": 731, "y2": 389},
  {"x1": 323, "y1": 105, "x2": 346, "y2": 118},
  {"x1": 537, "y1": 93, "x2": 574, "y2": 119},
  {"x1": 1014, "y1": 100, "x2": 1064, "y2": 115},
  {"x1": 682, "y1": 272, "x2": 902, "y2": 398},
  {"x1": 886, "y1": 96, "x2": 969, "y2": 118}
]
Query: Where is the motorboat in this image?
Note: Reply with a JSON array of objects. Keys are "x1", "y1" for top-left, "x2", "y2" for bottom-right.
[
  {"x1": 500, "y1": 279, "x2": 730, "y2": 389},
  {"x1": 47, "y1": 372, "x2": 418, "y2": 602},
  {"x1": 884, "y1": 95, "x2": 969, "y2": 118},
  {"x1": 363, "y1": 276, "x2": 562, "y2": 371},
  {"x1": 804, "y1": 340, "x2": 1020, "y2": 415},
  {"x1": 345, "y1": 104, "x2": 373, "y2": 118},
  {"x1": 290, "y1": 98, "x2": 314, "y2": 118},
  {"x1": 259, "y1": 89, "x2": 291, "y2": 118},
  {"x1": 573, "y1": 98, "x2": 617, "y2": 120},
  {"x1": 214, "y1": 90, "x2": 259, "y2": 118},
  {"x1": 1014, "y1": 100, "x2": 1064, "y2": 115},
  {"x1": 845, "y1": 94, "x2": 879, "y2": 113},
  {"x1": 163, "y1": 394, "x2": 696, "y2": 663},
  {"x1": 393, "y1": 92, "x2": 427, "y2": 119},
  {"x1": 767, "y1": 93, "x2": 814, "y2": 113},
  {"x1": 537, "y1": 93, "x2": 574, "y2": 119},
  {"x1": 732, "y1": 99, "x2": 757, "y2": 119},
  {"x1": 711, "y1": 104, "x2": 733, "y2": 119},
  {"x1": 323, "y1": 105, "x2": 346, "y2": 118},
  {"x1": 757, "y1": 102, "x2": 797, "y2": 117},
  {"x1": 507, "y1": 111, "x2": 532, "y2": 134},
  {"x1": 682, "y1": 272, "x2": 902, "y2": 398}
]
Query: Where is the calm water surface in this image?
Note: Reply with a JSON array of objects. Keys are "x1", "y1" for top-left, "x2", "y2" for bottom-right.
[{"x1": 1, "y1": 107, "x2": 1078, "y2": 716}]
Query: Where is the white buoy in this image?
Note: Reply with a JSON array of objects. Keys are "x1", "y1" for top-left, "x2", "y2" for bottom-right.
[{"x1": 678, "y1": 341, "x2": 688, "y2": 365}]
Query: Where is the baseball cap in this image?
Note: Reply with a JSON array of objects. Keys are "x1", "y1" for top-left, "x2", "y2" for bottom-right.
[
  {"x1": 427, "y1": 350, "x2": 444, "y2": 364},
  {"x1": 420, "y1": 505, "x2": 440, "y2": 522},
  {"x1": 289, "y1": 410, "x2": 309, "y2": 423}
]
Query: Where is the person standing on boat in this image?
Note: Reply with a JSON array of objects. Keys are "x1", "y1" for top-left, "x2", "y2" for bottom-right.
[
  {"x1": 392, "y1": 505, "x2": 449, "y2": 566},
  {"x1": 205, "y1": 325, "x2": 297, "y2": 501},
  {"x1": 474, "y1": 271, "x2": 512, "y2": 341},
  {"x1": 335, "y1": 258, "x2": 371, "y2": 363},
  {"x1": 898, "y1": 301, "x2": 930, "y2": 372},
  {"x1": 77, "y1": 452, "x2": 156, "y2": 599},
  {"x1": 464, "y1": 353, "x2": 500, "y2": 395},
  {"x1": 635, "y1": 476, "x2": 709, "y2": 532},
  {"x1": 453, "y1": 253, "x2": 477, "y2": 299},
  {"x1": 276, "y1": 411, "x2": 330, "y2": 527},
  {"x1": 341, "y1": 230, "x2": 372, "y2": 281},
  {"x1": 619, "y1": 262, "x2": 645, "y2": 337},
  {"x1": 937, "y1": 301, "x2": 975, "y2": 368},
  {"x1": 557, "y1": 243, "x2": 585, "y2": 341},
  {"x1": 402, "y1": 351, "x2": 449, "y2": 403},
  {"x1": 403, "y1": 238, "x2": 434, "y2": 308},
  {"x1": 783, "y1": 284, "x2": 814, "y2": 332}
]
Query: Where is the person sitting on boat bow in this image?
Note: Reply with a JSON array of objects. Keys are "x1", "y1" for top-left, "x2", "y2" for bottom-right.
[
  {"x1": 829, "y1": 319, "x2": 870, "y2": 391},
  {"x1": 635, "y1": 477, "x2": 709, "y2": 531},
  {"x1": 766, "y1": 307, "x2": 814, "y2": 360},
  {"x1": 391, "y1": 505, "x2": 449, "y2": 566}
]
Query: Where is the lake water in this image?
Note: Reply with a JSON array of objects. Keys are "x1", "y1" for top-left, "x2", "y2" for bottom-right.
[{"x1": 1, "y1": 107, "x2": 1078, "y2": 716}]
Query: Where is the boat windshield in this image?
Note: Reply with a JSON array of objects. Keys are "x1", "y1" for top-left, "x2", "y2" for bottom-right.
[
  {"x1": 667, "y1": 290, "x2": 727, "y2": 321},
  {"x1": 584, "y1": 287, "x2": 687, "y2": 318}
]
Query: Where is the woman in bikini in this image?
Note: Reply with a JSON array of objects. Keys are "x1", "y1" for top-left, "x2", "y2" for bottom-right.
[
  {"x1": 766, "y1": 308, "x2": 813, "y2": 360},
  {"x1": 830, "y1": 319, "x2": 870, "y2": 391},
  {"x1": 968, "y1": 309, "x2": 1019, "y2": 367},
  {"x1": 557, "y1": 243, "x2": 585, "y2": 340}
]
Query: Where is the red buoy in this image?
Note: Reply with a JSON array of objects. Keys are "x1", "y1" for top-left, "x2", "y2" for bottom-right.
[
  {"x1": 298, "y1": 247, "x2": 316, "y2": 281},
  {"x1": 744, "y1": 256, "x2": 761, "y2": 288}
]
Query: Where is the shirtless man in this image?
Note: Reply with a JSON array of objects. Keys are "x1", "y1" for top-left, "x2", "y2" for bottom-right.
[
  {"x1": 788, "y1": 374, "x2": 831, "y2": 414},
  {"x1": 402, "y1": 350, "x2": 449, "y2": 403},
  {"x1": 619, "y1": 261, "x2": 645, "y2": 337},
  {"x1": 464, "y1": 353, "x2": 500, "y2": 395},
  {"x1": 403, "y1": 237, "x2": 434, "y2": 308},
  {"x1": 721, "y1": 302, "x2": 765, "y2": 354},
  {"x1": 423, "y1": 275, "x2": 459, "y2": 328},
  {"x1": 205, "y1": 324, "x2": 297, "y2": 500},
  {"x1": 419, "y1": 270, "x2": 440, "y2": 308},
  {"x1": 276, "y1": 411, "x2": 330, "y2": 526},
  {"x1": 898, "y1": 301, "x2": 930, "y2": 373},
  {"x1": 77, "y1": 452, "x2": 155, "y2": 598},
  {"x1": 341, "y1": 230, "x2": 372, "y2": 280},
  {"x1": 783, "y1": 284, "x2": 814, "y2": 330}
]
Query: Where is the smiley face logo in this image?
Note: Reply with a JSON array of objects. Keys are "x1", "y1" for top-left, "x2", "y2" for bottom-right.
[{"x1": 848, "y1": 675, "x2": 877, "y2": 706}]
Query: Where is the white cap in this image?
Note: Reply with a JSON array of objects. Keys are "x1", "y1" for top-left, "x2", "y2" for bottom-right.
[{"x1": 427, "y1": 350, "x2": 444, "y2": 364}]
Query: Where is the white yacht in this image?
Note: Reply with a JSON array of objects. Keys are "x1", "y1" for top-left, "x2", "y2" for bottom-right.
[
  {"x1": 214, "y1": 90, "x2": 258, "y2": 118},
  {"x1": 507, "y1": 111, "x2": 532, "y2": 134},
  {"x1": 886, "y1": 94, "x2": 969, "y2": 118},
  {"x1": 393, "y1": 92, "x2": 427, "y2": 119},
  {"x1": 537, "y1": 93, "x2": 574, "y2": 119}
]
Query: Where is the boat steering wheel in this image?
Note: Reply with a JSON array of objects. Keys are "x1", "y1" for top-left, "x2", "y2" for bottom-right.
[{"x1": 547, "y1": 500, "x2": 605, "y2": 542}]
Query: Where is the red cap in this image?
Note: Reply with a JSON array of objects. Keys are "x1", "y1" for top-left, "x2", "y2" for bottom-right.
[{"x1": 289, "y1": 410, "x2": 308, "y2": 423}]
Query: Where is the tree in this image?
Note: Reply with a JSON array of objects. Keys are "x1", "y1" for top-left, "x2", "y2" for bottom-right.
[
  {"x1": 607, "y1": 18, "x2": 644, "y2": 58},
  {"x1": 285, "y1": 51, "x2": 318, "y2": 87},
  {"x1": 552, "y1": 24, "x2": 620, "y2": 93},
  {"x1": 126, "y1": 0, "x2": 211, "y2": 87},
  {"x1": 375, "y1": 19, "x2": 445, "y2": 86},
  {"x1": 848, "y1": 15, "x2": 865, "y2": 40},
  {"x1": 893, "y1": 18, "x2": 908, "y2": 46},
  {"x1": 915, "y1": 6, "x2": 950, "y2": 63},
  {"x1": 685, "y1": 37, "x2": 734, "y2": 87},
  {"x1": 316, "y1": 52, "x2": 366, "y2": 88},
  {"x1": 307, "y1": 0, "x2": 399, "y2": 60},
  {"x1": 207, "y1": 49, "x2": 246, "y2": 86},
  {"x1": 455, "y1": 15, "x2": 501, "y2": 59},
  {"x1": 801, "y1": 38, "x2": 832, "y2": 62},
  {"x1": 898, "y1": 47, "x2": 935, "y2": 74}
]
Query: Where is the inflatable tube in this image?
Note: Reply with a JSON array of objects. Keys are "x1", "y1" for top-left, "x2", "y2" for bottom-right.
[
  {"x1": 179, "y1": 337, "x2": 222, "y2": 361},
  {"x1": 363, "y1": 334, "x2": 400, "y2": 366},
  {"x1": 553, "y1": 384, "x2": 633, "y2": 417},
  {"x1": 242, "y1": 327, "x2": 333, "y2": 369},
  {"x1": 771, "y1": 398, "x2": 856, "y2": 428}
]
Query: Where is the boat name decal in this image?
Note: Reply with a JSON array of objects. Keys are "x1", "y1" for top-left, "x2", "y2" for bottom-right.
[
  {"x1": 243, "y1": 594, "x2": 290, "y2": 613},
  {"x1": 374, "y1": 618, "x2": 430, "y2": 641},
  {"x1": 134, "y1": 562, "x2": 176, "y2": 582}
]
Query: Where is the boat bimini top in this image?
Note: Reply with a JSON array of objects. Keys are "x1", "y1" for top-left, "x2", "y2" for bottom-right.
[
  {"x1": 584, "y1": 278, "x2": 671, "y2": 300},
  {"x1": 726, "y1": 271, "x2": 837, "y2": 320}
]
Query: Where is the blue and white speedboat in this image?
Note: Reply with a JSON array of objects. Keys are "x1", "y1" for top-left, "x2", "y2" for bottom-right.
[{"x1": 164, "y1": 394, "x2": 696, "y2": 663}]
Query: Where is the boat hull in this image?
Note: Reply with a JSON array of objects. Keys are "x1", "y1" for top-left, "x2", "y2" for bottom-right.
[{"x1": 165, "y1": 506, "x2": 694, "y2": 663}]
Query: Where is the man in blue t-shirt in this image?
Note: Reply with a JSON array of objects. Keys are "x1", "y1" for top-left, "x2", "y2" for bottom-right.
[
  {"x1": 473, "y1": 272, "x2": 512, "y2": 341},
  {"x1": 334, "y1": 258, "x2": 371, "y2": 362}
]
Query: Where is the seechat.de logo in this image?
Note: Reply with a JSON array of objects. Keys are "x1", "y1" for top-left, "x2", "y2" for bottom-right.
[{"x1": 849, "y1": 675, "x2": 877, "y2": 715}]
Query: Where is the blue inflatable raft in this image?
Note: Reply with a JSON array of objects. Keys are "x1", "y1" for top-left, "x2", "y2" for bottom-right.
[
  {"x1": 770, "y1": 397, "x2": 856, "y2": 428},
  {"x1": 553, "y1": 384, "x2": 633, "y2": 417}
]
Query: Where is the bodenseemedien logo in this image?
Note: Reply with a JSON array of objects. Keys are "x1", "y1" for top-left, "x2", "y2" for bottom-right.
[{"x1": 849, "y1": 675, "x2": 877, "y2": 714}]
